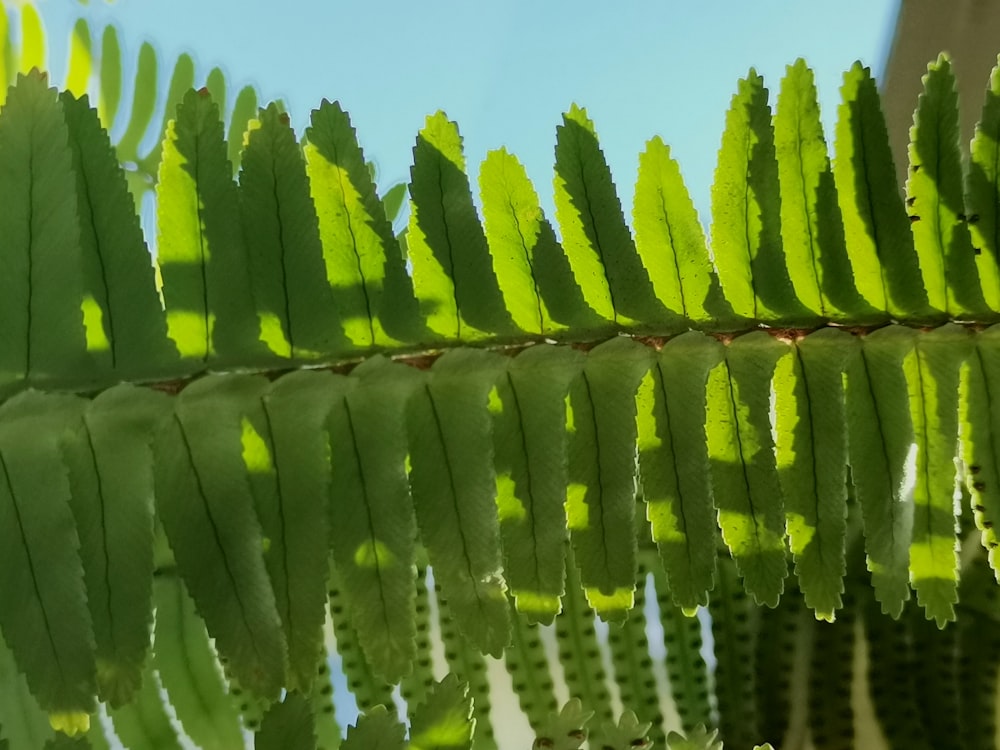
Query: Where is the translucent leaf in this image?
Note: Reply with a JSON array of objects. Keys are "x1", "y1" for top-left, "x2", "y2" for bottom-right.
[
  {"x1": 850, "y1": 325, "x2": 918, "y2": 616},
  {"x1": 909, "y1": 325, "x2": 970, "y2": 625},
  {"x1": 227, "y1": 85, "x2": 258, "y2": 172},
  {"x1": 774, "y1": 329, "x2": 855, "y2": 620},
  {"x1": 0, "y1": 72, "x2": 89, "y2": 390},
  {"x1": 493, "y1": 344, "x2": 583, "y2": 623},
  {"x1": 775, "y1": 59, "x2": 873, "y2": 322},
  {"x1": 566, "y1": 337, "x2": 652, "y2": 621},
  {"x1": 327, "y1": 356, "x2": 422, "y2": 682},
  {"x1": 0, "y1": 638, "x2": 54, "y2": 747},
  {"x1": 408, "y1": 675, "x2": 475, "y2": 750},
  {"x1": 108, "y1": 663, "x2": 183, "y2": 750},
  {"x1": 16, "y1": 5, "x2": 43, "y2": 75},
  {"x1": 240, "y1": 104, "x2": 345, "y2": 360},
  {"x1": 479, "y1": 147, "x2": 554, "y2": 334},
  {"x1": 113, "y1": 41, "x2": 157, "y2": 165},
  {"x1": 0, "y1": 391, "x2": 95, "y2": 718},
  {"x1": 407, "y1": 111, "x2": 515, "y2": 340},
  {"x1": 834, "y1": 62, "x2": 928, "y2": 320},
  {"x1": 554, "y1": 104, "x2": 665, "y2": 326},
  {"x1": 712, "y1": 70, "x2": 804, "y2": 323},
  {"x1": 598, "y1": 711, "x2": 652, "y2": 750},
  {"x1": 157, "y1": 88, "x2": 262, "y2": 366},
  {"x1": 966, "y1": 56, "x2": 1000, "y2": 312},
  {"x1": 633, "y1": 136, "x2": 722, "y2": 326},
  {"x1": 406, "y1": 349, "x2": 510, "y2": 655},
  {"x1": 153, "y1": 374, "x2": 286, "y2": 699},
  {"x1": 707, "y1": 333, "x2": 788, "y2": 606},
  {"x1": 963, "y1": 326, "x2": 1000, "y2": 572},
  {"x1": 636, "y1": 332, "x2": 724, "y2": 611},
  {"x1": 532, "y1": 699, "x2": 592, "y2": 750},
  {"x1": 304, "y1": 100, "x2": 419, "y2": 346},
  {"x1": 907, "y1": 54, "x2": 985, "y2": 317}
]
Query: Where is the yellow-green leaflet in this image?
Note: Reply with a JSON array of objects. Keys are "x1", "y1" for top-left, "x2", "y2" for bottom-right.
[
  {"x1": 712, "y1": 70, "x2": 803, "y2": 323},
  {"x1": 239, "y1": 104, "x2": 345, "y2": 361},
  {"x1": 554, "y1": 105, "x2": 665, "y2": 327},
  {"x1": 906, "y1": 54, "x2": 986, "y2": 317},
  {"x1": 493, "y1": 344, "x2": 584, "y2": 624},
  {"x1": 406, "y1": 349, "x2": 510, "y2": 656},
  {"x1": 407, "y1": 112, "x2": 515, "y2": 341},
  {"x1": 633, "y1": 137, "x2": 721, "y2": 326},
  {"x1": 566, "y1": 337, "x2": 653, "y2": 622},
  {"x1": 834, "y1": 62, "x2": 929, "y2": 320},
  {"x1": 304, "y1": 100, "x2": 420, "y2": 348},
  {"x1": 966, "y1": 56, "x2": 1000, "y2": 313},
  {"x1": 963, "y1": 328, "x2": 1000, "y2": 569},
  {"x1": 327, "y1": 356, "x2": 422, "y2": 683},
  {"x1": 707, "y1": 333, "x2": 789, "y2": 607},
  {"x1": 774, "y1": 59, "x2": 873, "y2": 323},
  {"x1": 636, "y1": 332, "x2": 724, "y2": 611},
  {"x1": 156, "y1": 89, "x2": 263, "y2": 367}
]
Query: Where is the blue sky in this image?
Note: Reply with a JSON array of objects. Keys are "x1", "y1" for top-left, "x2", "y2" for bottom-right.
[{"x1": 34, "y1": 0, "x2": 900, "y2": 223}]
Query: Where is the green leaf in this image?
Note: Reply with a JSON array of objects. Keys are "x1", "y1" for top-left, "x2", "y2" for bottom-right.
[
  {"x1": 381, "y1": 181, "x2": 408, "y2": 225},
  {"x1": 849, "y1": 325, "x2": 918, "y2": 616},
  {"x1": 834, "y1": 62, "x2": 929, "y2": 320},
  {"x1": 309, "y1": 649, "x2": 342, "y2": 750},
  {"x1": 60, "y1": 90, "x2": 178, "y2": 380},
  {"x1": 243, "y1": 371, "x2": 341, "y2": 691},
  {"x1": 227, "y1": 85, "x2": 258, "y2": 171},
  {"x1": 636, "y1": 332, "x2": 724, "y2": 612},
  {"x1": 64, "y1": 20, "x2": 92, "y2": 98},
  {"x1": 598, "y1": 711, "x2": 652, "y2": 750},
  {"x1": 205, "y1": 67, "x2": 227, "y2": 114},
  {"x1": 493, "y1": 344, "x2": 584, "y2": 623},
  {"x1": 907, "y1": 54, "x2": 986, "y2": 317},
  {"x1": 0, "y1": 391, "x2": 95, "y2": 719},
  {"x1": 633, "y1": 136, "x2": 722, "y2": 326},
  {"x1": 566, "y1": 337, "x2": 652, "y2": 621},
  {"x1": 409, "y1": 675, "x2": 475, "y2": 750},
  {"x1": 775, "y1": 59, "x2": 873, "y2": 322},
  {"x1": 964, "y1": 327, "x2": 1000, "y2": 571},
  {"x1": 108, "y1": 663, "x2": 183, "y2": 750},
  {"x1": 327, "y1": 356, "x2": 422, "y2": 682},
  {"x1": 140, "y1": 52, "x2": 195, "y2": 173},
  {"x1": 966, "y1": 56, "x2": 1000, "y2": 312},
  {"x1": 406, "y1": 349, "x2": 510, "y2": 655},
  {"x1": 304, "y1": 100, "x2": 420, "y2": 347},
  {"x1": 435, "y1": 597, "x2": 496, "y2": 748},
  {"x1": 707, "y1": 332, "x2": 788, "y2": 606},
  {"x1": 152, "y1": 575, "x2": 245, "y2": 750},
  {"x1": 0, "y1": 8, "x2": 9, "y2": 98},
  {"x1": 909, "y1": 325, "x2": 970, "y2": 625},
  {"x1": 341, "y1": 706, "x2": 406, "y2": 750},
  {"x1": 254, "y1": 693, "x2": 316, "y2": 750},
  {"x1": 113, "y1": 41, "x2": 157, "y2": 165},
  {"x1": 554, "y1": 104, "x2": 665, "y2": 327},
  {"x1": 157, "y1": 88, "x2": 262, "y2": 366},
  {"x1": 807, "y1": 600, "x2": 856, "y2": 747},
  {"x1": 408, "y1": 111, "x2": 515, "y2": 340},
  {"x1": 240, "y1": 103, "x2": 344, "y2": 360},
  {"x1": 43, "y1": 735, "x2": 92, "y2": 750},
  {"x1": 479, "y1": 147, "x2": 554, "y2": 334},
  {"x1": 712, "y1": 70, "x2": 803, "y2": 323},
  {"x1": 96, "y1": 26, "x2": 121, "y2": 128},
  {"x1": 62, "y1": 385, "x2": 170, "y2": 707},
  {"x1": 774, "y1": 329, "x2": 855, "y2": 620},
  {"x1": 665, "y1": 725, "x2": 722, "y2": 750},
  {"x1": 153, "y1": 374, "x2": 286, "y2": 699},
  {"x1": 0, "y1": 71, "x2": 88, "y2": 390}
]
